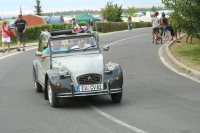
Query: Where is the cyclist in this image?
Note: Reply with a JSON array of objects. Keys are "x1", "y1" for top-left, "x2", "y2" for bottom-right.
[{"x1": 151, "y1": 12, "x2": 161, "y2": 44}]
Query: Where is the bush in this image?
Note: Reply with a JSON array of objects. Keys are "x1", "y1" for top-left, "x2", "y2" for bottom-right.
[
  {"x1": 11, "y1": 23, "x2": 71, "y2": 43},
  {"x1": 11, "y1": 21, "x2": 151, "y2": 43},
  {"x1": 96, "y1": 21, "x2": 151, "y2": 33}
]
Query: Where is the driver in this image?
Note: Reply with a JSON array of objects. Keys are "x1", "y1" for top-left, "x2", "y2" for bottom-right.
[{"x1": 40, "y1": 40, "x2": 66, "y2": 58}]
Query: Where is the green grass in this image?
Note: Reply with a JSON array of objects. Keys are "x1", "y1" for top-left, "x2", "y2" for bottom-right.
[
  {"x1": 170, "y1": 36, "x2": 200, "y2": 71},
  {"x1": 174, "y1": 44, "x2": 200, "y2": 61}
]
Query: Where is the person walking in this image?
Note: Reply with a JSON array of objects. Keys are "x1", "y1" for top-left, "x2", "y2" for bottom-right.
[
  {"x1": 14, "y1": 14, "x2": 28, "y2": 51},
  {"x1": 127, "y1": 16, "x2": 132, "y2": 30},
  {"x1": 89, "y1": 19, "x2": 94, "y2": 30},
  {"x1": 0, "y1": 21, "x2": 11, "y2": 53}
]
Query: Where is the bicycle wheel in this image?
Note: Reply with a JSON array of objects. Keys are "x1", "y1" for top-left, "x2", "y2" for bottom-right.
[{"x1": 156, "y1": 37, "x2": 162, "y2": 44}]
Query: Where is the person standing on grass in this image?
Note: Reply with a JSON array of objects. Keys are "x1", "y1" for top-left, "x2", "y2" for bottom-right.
[
  {"x1": 185, "y1": 34, "x2": 194, "y2": 44},
  {"x1": 14, "y1": 14, "x2": 28, "y2": 52},
  {"x1": 127, "y1": 16, "x2": 132, "y2": 30},
  {"x1": 174, "y1": 29, "x2": 181, "y2": 43},
  {"x1": 168, "y1": 19, "x2": 175, "y2": 40},
  {"x1": 0, "y1": 21, "x2": 11, "y2": 53}
]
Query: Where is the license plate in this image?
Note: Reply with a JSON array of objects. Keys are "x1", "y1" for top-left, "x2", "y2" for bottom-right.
[{"x1": 76, "y1": 84, "x2": 103, "y2": 92}]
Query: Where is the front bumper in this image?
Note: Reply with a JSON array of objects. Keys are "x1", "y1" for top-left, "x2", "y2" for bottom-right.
[
  {"x1": 57, "y1": 81, "x2": 122, "y2": 98},
  {"x1": 58, "y1": 88, "x2": 122, "y2": 97}
]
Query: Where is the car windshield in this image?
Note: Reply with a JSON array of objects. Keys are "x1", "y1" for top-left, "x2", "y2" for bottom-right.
[{"x1": 50, "y1": 37, "x2": 98, "y2": 54}]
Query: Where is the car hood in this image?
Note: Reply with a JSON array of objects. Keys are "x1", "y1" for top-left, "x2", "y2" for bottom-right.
[{"x1": 52, "y1": 54, "x2": 104, "y2": 86}]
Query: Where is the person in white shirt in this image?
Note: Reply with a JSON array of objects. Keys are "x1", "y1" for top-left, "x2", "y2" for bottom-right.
[{"x1": 151, "y1": 12, "x2": 161, "y2": 44}]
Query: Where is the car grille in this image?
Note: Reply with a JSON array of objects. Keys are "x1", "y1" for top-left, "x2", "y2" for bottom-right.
[{"x1": 77, "y1": 74, "x2": 101, "y2": 85}]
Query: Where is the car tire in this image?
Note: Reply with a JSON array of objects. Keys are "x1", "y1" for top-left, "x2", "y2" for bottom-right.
[
  {"x1": 34, "y1": 81, "x2": 42, "y2": 92},
  {"x1": 44, "y1": 84, "x2": 49, "y2": 100},
  {"x1": 111, "y1": 91, "x2": 122, "y2": 103},
  {"x1": 47, "y1": 80, "x2": 59, "y2": 107},
  {"x1": 33, "y1": 67, "x2": 42, "y2": 92}
]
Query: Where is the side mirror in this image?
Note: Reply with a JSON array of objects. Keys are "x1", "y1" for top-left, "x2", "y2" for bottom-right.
[
  {"x1": 42, "y1": 41, "x2": 48, "y2": 47},
  {"x1": 35, "y1": 51, "x2": 43, "y2": 57},
  {"x1": 103, "y1": 45, "x2": 109, "y2": 51}
]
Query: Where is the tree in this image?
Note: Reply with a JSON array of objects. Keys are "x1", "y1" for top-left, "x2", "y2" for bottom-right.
[
  {"x1": 34, "y1": 0, "x2": 43, "y2": 16},
  {"x1": 101, "y1": 2, "x2": 123, "y2": 22},
  {"x1": 162, "y1": 0, "x2": 200, "y2": 38},
  {"x1": 151, "y1": 6, "x2": 156, "y2": 12},
  {"x1": 124, "y1": 6, "x2": 138, "y2": 17}
]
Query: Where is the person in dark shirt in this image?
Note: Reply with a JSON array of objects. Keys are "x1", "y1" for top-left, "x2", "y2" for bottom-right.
[{"x1": 14, "y1": 14, "x2": 28, "y2": 51}]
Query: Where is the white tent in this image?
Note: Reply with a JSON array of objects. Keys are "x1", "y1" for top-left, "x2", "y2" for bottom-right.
[{"x1": 7, "y1": 19, "x2": 16, "y2": 29}]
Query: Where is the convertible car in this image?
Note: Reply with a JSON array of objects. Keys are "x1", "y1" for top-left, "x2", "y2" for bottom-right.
[{"x1": 32, "y1": 27, "x2": 123, "y2": 107}]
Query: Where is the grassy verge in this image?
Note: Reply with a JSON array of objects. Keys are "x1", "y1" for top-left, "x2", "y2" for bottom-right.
[{"x1": 169, "y1": 35, "x2": 200, "y2": 71}]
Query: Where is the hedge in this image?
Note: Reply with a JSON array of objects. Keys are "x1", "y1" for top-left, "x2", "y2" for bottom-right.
[
  {"x1": 10, "y1": 22, "x2": 151, "y2": 43},
  {"x1": 96, "y1": 21, "x2": 151, "y2": 33}
]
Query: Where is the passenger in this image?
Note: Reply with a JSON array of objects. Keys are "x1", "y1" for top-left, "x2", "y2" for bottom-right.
[
  {"x1": 71, "y1": 38, "x2": 92, "y2": 49},
  {"x1": 78, "y1": 39, "x2": 85, "y2": 48}
]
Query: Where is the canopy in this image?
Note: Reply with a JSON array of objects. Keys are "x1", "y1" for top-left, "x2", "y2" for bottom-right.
[{"x1": 75, "y1": 12, "x2": 100, "y2": 23}]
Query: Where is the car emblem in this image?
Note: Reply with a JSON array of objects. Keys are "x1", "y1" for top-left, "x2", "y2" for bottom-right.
[{"x1": 88, "y1": 76, "x2": 92, "y2": 81}]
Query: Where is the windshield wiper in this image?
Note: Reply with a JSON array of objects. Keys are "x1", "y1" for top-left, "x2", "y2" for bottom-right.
[
  {"x1": 83, "y1": 45, "x2": 96, "y2": 51},
  {"x1": 65, "y1": 48, "x2": 81, "y2": 53}
]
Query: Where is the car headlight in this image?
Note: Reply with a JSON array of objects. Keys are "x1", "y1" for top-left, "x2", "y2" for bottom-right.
[
  {"x1": 59, "y1": 67, "x2": 68, "y2": 76},
  {"x1": 107, "y1": 62, "x2": 115, "y2": 71}
]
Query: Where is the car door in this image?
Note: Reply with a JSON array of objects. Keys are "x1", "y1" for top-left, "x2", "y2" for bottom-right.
[{"x1": 37, "y1": 37, "x2": 51, "y2": 86}]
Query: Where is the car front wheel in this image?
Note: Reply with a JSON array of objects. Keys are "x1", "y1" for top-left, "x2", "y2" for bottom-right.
[
  {"x1": 111, "y1": 91, "x2": 122, "y2": 103},
  {"x1": 47, "y1": 80, "x2": 59, "y2": 107}
]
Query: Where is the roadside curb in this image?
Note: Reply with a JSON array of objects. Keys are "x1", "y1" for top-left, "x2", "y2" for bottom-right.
[
  {"x1": 164, "y1": 37, "x2": 200, "y2": 77},
  {"x1": 0, "y1": 42, "x2": 38, "y2": 51}
]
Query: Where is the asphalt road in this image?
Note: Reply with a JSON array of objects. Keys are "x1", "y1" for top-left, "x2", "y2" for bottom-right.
[{"x1": 0, "y1": 28, "x2": 200, "y2": 133}]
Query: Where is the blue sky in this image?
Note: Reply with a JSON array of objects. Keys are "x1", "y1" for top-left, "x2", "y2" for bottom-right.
[{"x1": 0, "y1": 0, "x2": 163, "y2": 17}]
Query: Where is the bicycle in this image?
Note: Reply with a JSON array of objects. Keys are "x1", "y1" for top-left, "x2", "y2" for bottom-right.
[{"x1": 154, "y1": 34, "x2": 162, "y2": 44}]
